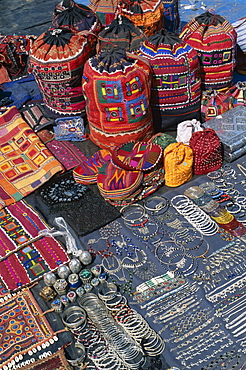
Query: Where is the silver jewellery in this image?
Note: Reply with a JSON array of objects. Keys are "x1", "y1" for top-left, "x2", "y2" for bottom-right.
[
  {"x1": 144, "y1": 196, "x2": 170, "y2": 215},
  {"x1": 62, "y1": 306, "x2": 87, "y2": 330}
]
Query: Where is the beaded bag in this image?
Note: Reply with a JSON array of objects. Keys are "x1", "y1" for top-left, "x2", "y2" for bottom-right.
[
  {"x1": 29, "y1": 28, "x2": 97, "y2": 116},
  {"x1": 180, "y1": 11, "x2": 237, "y2": 91},
  {"x1": 139, "y1": 29, "x2": 201, "y2": 131},
  {"x1": 82, "y1": 47, "x2": 154, "y2": 151}
]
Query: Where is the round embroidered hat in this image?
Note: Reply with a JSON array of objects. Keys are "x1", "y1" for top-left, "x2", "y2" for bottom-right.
[
  {"x1": 180, "y1": 11, "x2": 237, "y2": 91},
  {"x1": 164, "y1": 142, "x2": 193, "y2": 187},
  {"x1": 82, "y1": 47, "x2": 154, "y2": 151},
  {"x1": 112, "y1": 140, "x2": 163, "y2": 171},
  {"x1": 189, "y1": 128, "x2": 223, "y2": 175},
  {"x1": 52, "y1": 0, "x2": 102, "y2": 33},
  {"x1": 139, "y1": 29, "x2": 201, "y2": 131},
  {"x1": 73, "y1": 149, "x2": 111, "y2": 184},
  {"x1": 98, "y1": 15, "x2": 147, "y2": 54},
  {"x1": 29, "y1": 28, "x2": 97, "y2": 116}
]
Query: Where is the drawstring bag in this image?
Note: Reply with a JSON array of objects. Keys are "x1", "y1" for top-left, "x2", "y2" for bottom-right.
[
  {"x1": 164, "y1": 142, "x2": 193, "y2": 187},
  {"x1": 180, "y1": 11, "x2": 237, "y2": 91},
  {"x1": 189, "y1": 128, "x2": 223, "y2": 175},
  {"x1": 29, "y1": 28, "x2": 97, "y2": 116},
  {"x1": 52, "y1": 0, "x2": 102, "y2": 34},
  {"x1": 89, "y1": 0, "x2": 119, "y2": 27},
  {"x1": 176, "y1": 119, "x2": 203, "y2": 145},
  {"x1": 139, "y1": 29, "x2": 201, "y2": 131},
  {"x1": 201, "y1": 89, "x2": 234, "y2": 122},
  {"x1": 82, "y1": 47, "x2": 154, "y2": 151},
  {"x1": 117, "y1": 0, "x2": 164, "y2": 37},
  {"x1": 98, "y1": 15, "x2": 147, "y2": 53}
]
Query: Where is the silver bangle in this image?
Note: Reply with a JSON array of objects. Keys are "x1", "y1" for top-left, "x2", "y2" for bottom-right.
[{"x1": 62, "y1": 306, "x2": 87, "y2": 329}]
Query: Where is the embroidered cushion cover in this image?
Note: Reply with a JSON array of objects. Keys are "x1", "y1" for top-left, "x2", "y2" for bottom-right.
[
  {"x1": 82, "y1": 47, "x2": 154, "y2": 151},
  {"x1": 0, "y1": 106, "x2": 63, "y2": 209},
  {"x1": 139, "y1": 29, "x2": 201, "y2": 131},
  {"x1": 180, "y1": 11, "x2": 237, "y2": 91},
  {"x1": 29, "y1": 28, "x2": 97, "y2": 116}
]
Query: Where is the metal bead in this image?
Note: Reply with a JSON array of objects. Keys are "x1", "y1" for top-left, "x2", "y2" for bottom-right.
[
  {"x1": 43, "y1": 272, "x2": 57, "y2": 286},
  {"x1": 69, "y1": 258, "x2": 82, "y2": 274},
  {"x1": 79, "y1": 250, "x2": 92, "y2": 265},
  {"x1": 57, "y1": 265, "x2": 71, "y2": 279}
]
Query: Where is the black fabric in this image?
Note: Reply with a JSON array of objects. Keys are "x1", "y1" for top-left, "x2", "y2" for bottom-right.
[
  {"x1": 195, "y1": 11, "x2": 227, "y2": 27},
  {"x1": 43, "y1": 28, "x2": 73, "y2": 47},
  {"x1": 90, "y1": 47, "x2": 135, "y2": 73},
  {"x1": 147, "y1": 29, "x2": 183, "y2": 48}
]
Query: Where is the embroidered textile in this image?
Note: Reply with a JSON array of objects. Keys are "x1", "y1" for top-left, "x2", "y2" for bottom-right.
[
  {"x1": 54, "y1": 116, "x2": 86, "y2": 141},
  {"x1": 201, "y1": 89, "x2": 234, "y2": 122},
  {"x1": 52, "y1": 0, "x2": 102, "y2": 34},
  {"x1": 29, "y1": 28, "x2": 97, "y2": 116},
  {"x1": 0, "y1": 106, "x2": 63, "y2": 209},
  {"x1": 180, "y1": 11, "x2": 237, "y2": 91},
  {"x1": 139, "y1": 29, "x2": 201, "y2": 131},
  {"x1": 162, "y1": 0, "x2": 180, "y2": 34},
  {"x1": 0, "y1": 289, "x2": 55, "y2": 368},
  {"x1": 117, "y1": 0, "x2": 164, "y2": 37},
  {"x1": 0, "y1": 200, "x2": 69, "y2": 294},
  {"x1": 82, "y1": 47, "x2": 154, "y2": 151},
  {"x1": 89, "y1": 0, "x2": 119, "y2": 27},
  {"x1": 24, "y1": 348, "x2": 73, "y2": 370}
]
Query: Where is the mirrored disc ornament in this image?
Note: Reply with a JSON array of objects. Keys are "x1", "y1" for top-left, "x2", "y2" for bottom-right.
[
  {"x1": 43, "y1": 272, "x2": 57, "y2": 286},
  {"x1": 79, "y1": 250, "x2": 92, "y2": 265}
]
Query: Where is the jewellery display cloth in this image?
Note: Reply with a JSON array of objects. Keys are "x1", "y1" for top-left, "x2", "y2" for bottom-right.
[
  {"x1": 23, "y1": 347, "x2": 73, "y2": 370},
  {"x1": 0, "y1": 106, "x2": 63, "y2": 209},
  {"x1": 0, "y1": 200, "x2": 69, "y2": 294},
  {"x1": 79, "y1": 155, "x2": 246, "y2": 370}
]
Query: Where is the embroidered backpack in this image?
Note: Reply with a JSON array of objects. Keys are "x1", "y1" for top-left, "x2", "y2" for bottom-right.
[
  {"x1": 29, "y1": 28, "x2": 97, "y2": 116},
  {"x1": 180, "y1": 11, "x2": 237, "y2": 91},
  {"x1": 139, "y1": 29, "x2": 201, "y2": 131},
  {"x1": 82, "y1": 47, "x2": 154, "y2": 151}
]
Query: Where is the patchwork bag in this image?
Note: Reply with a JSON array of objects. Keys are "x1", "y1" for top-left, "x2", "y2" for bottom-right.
[
  {"x1": 189, "y1": 128, "x2": 223, "y2": 175},
  {"x1": 82, "y1": 47, "x2": 154, "y2": 151},
  {"x1": 98, "y1": 15, "x2": 147, "y2": 53},
  {"x1": 29, "y1": 28, "x2": 97, "y2": 116},
  {"x1": 164, "y1": 142, "x2": 193, "y2": 187},
  {"x1": 117, "y1": 0, "x2": 164, "y2": 37},
  {"x1": 52, "y1": 0, "x2": 102, "y2": 34},
  {"x1": 89, "y1": 0, "x2": 119, "y2": 27},
  {"x1": 139, "y1": 29, "x2": 201, "y2": 131},
  {"x1": 201, "y1": 88, "x2": 234, "y2": 122},
  {"x1": 180, "y1": 11, "x2": 237, "y2": 91}
]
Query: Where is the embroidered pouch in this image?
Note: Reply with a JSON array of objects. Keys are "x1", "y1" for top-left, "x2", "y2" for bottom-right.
[
  {"x1": 189, "y1": 128, "x2": 223, "y2": 175},
  {"x1": 201, "y1": 88, "x2": 234, "y2": 122},
  {"x1": 82, "y1": 47, "x2": 154, "y2": 151},
  {"x1": 0, "y1": 200, "x2": 69, "y2": 294},
  {"x1": 37, "y1": 171, "x2": 120, "y2": 235},
  {"x1": 73, "y1": 148, "x2": 111, "y2": 184},
  {"x1": 98, "y1": 15, "x2": 147, "y2": 53},
  {"x1": 176, "y1": 119, "x2": 203, "y2": 145},
  {"x1": 0, "y1": 106, "x2": 63, "y2": 209},
  {"x1": 148, "y1": 132, "x2": 176, "y2": 150},
  {"x1": 229, "y1": 81, "x2": 246, "y2": 107},
  {"x1": 139, "y1": 29, "x2": 201, "y2": 131},
  {"x1": 164, "y1": 142, "x2": 193, "y2": 187},
  {"x1": 54, "y1": 116, "x2": 87, "y2": 141},
  {"x1": 117, "y1": 0, "x2": 164, "y2": 37},
  {"x1": 180, "y1": 11, "x2": 237, "y2": 91},
  {"x1": 53, "y1": 0, "x2": 102, "y2": 34},
  {"x1": 29, "y1": 28, "x2": 97, "y2": 116}
]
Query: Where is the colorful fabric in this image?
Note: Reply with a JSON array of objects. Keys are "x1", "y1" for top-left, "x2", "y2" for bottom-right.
[
  {"x1": 82, "y1": 47, "x2": 154, "y2": 151},
  {"x1": 24, "y1": 348, "x2": 73, "y2": 370},
  {"x1": 112, "y1": 140, "x2": 163, "y2": 171},
  {"x1": 164, "y1": 142, "x2": 193, "y2": 187},
  {"x1": 139, "y1": 29, "x2": 201, "y2": 131},
  {"x1": 180, "y1": 11, "x2": 237, "y2": 91},
  {"x1": 53, "y1": 0, "x2": 102, "y2": 33},
  {"x1": 162, "y1": 0, "x2": 180, "y2": 34},
  {"x1": 189, "y1": 128, "x2": 223, "y2": 175},
  {"x1": 0, "y1": 106, "x2": 63, "y2": 209},
  {"x1": 117, "y1": 0, "x2": 164, "y2": 37},
  {"x1": 54, "y1": 116, "x2": 86, "y2": 141},
  {"x1": 0, "y1": 200, "x2": 69, "y2": 294},
  {"x1": 0, "y1": 289, "x2": 55, "y2": 368},
  {"x1": 98, "y1": 15, "x2": 147, "y2": 53},
  {"x1": 21, "y1": 103, "x2": 54, "y2": 132},
  {"x1": 89, "y1": 0, "x2": 118, "y2": 27},
  {"x1": 29, "y1": 28, "x2": 96, "y2": 116},
  {"x1": 229, "y1": 81, "x2": 246, "y2": 107},
  {"x1": 148, "y1": 132, "x2": 176, "y2": 150},
  {"x1": 73, "y1": 149, "x2": 111, "y2": 184},
  {"x1": 0, "y1": 35, "x2": 36, "y2": 83},
  {"x1": 201, "y1": 89, "x2": 234, "y2": 122}
]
